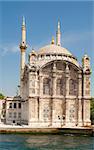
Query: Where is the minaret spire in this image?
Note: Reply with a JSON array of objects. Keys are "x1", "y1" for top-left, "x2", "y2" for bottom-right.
[
  {"x1": 19, "y1": 16, "x2": 27, "y2": 69},
  {"x1": 21, "y1": 16, "x2": 26, "y2": 46},
  {"x1": 56, "y1": 19, "x2": 61, "y2": 46},
  {"x1": 58, "y1": 19, "x2": 60, "y2": 30},
  {"x1": 19, "y1": 16, "x2": 27, "y2": 96}
]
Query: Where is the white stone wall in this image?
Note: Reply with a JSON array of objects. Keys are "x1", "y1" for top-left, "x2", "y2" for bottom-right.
[
  {"x1": 20, "y1": 55, "x2": 91, "y2": 128},
  {"x1": 21, "y1": 100, "x2": 28, "y2": 124},
  {"x1": 6, "y1": 99, "x2": 21, "y2": 125},
  {"x1": 26, "y1": 60, "x2": 84, "y2": 128}
]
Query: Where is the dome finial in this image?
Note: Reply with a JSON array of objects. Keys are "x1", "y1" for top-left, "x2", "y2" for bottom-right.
[{"x1": 51, "y1": 36, "x2": 55, "y2": 44}]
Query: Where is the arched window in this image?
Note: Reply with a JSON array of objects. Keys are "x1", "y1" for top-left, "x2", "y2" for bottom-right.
[
  {"x1": 69, "y1": 79, "x2": 77, "y2": 95},
  {"x1": 56, "y1": 78, "x2": 64, "y2": 95},
  {"x1": 43, "y1": 78, "x2": 51, "y2": 95}
]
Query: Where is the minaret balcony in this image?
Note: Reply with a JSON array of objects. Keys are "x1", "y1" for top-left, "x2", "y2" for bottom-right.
[{"x1": 19, "y1": 42, "x2": 27, "y2": 50}]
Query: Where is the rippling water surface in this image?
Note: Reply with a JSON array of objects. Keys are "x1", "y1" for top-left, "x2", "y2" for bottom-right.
[{"x1": 0, "y1": 134, "x2": 94, "y2": 150}]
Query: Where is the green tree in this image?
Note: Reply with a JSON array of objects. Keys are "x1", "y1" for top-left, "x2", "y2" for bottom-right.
[
  {"x1": 0, "y1": 93, "x2": 5, "y2": 99},
  {"x1": 91, "y1": 97, "x2": 94, "y2": 124}
]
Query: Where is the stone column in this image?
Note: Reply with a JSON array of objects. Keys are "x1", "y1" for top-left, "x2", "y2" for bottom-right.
[
  {"x1": 78, "y1": 71, "x2": 83, "y2": 126},
  {"x1": 52, "y1": 62, "x2": 57, "y2": 96},
  {"x1": 66, "y1": 64, "x2": 70, "y2": 97},
  {"x1": 39, "y1": 71, "x2": 43, "y2": 123},
  {"x1": 52, "y1": 77, "x2": 56, "y2": 96},
  {"x1": 51, "y1": 62, "x2": 57, "y2": 127},
  {"x1": 39, "y1": 71, "x2": 43, "y2": 97},
  {"x1": 35, "y1": 72, "x2": 38, "y2": 96},
  {"x1": 35, "y1": 72, "x2": 39, "y2": 122},
  {"x1": 65, "y1": 63, "x2": 70, "y2": 126}
]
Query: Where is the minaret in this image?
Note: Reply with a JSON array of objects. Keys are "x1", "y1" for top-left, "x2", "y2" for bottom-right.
[
  {"x1": 19, "y1": 16, "x2": 27, "y2": 97},
  {"x1": 56, "y1": 20, "x2": 61, "y2": 46},
  {"x1": 19, "y1": 16, "x2": 27, "y2": 75}
]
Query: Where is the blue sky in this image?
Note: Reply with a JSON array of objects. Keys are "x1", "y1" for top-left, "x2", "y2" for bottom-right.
[{"x1": 0, "y1": 1, "x2": 94, "y2": 96}]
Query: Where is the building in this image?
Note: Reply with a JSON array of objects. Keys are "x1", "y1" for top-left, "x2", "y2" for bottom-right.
[
  {"x1": 19, "y1": 17, "x2": 91, "y2": 128},
  {"x1": 0, "y1": 99, "x2": 6, "y2": 124},
  {"x1": 5, "y1": 96, "x2": 21, "y2": 125}
]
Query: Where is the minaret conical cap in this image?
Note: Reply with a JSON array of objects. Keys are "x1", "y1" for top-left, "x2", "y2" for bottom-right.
[{"x1": 22, "y1": 16, "x2": 25, "y2": 26}]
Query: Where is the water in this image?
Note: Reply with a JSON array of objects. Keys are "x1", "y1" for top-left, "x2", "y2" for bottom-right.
[{"x1": 0, "y1": 134, "x2": 94, "y2": 150}]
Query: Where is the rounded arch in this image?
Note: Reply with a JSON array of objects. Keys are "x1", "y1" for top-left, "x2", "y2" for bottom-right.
[{"x1": 38, "y1": 59, "x2": 82, "y2": 72}]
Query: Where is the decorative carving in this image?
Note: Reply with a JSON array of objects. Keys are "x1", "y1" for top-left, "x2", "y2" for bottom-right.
[
  {"x1": 43, "y1": 106, "x2": 50, "y2": 121},
  {"x1": 69, "y1": 104, "x2": 75, "y2": 122}
]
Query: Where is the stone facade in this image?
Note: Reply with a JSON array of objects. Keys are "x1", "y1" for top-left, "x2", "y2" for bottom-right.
[
  {"x1": 19, "y1": 18, "x2": 91, "y2": 128},
  {"x1": 5, "y1": 96, "x2": 21, "y2": 125}
]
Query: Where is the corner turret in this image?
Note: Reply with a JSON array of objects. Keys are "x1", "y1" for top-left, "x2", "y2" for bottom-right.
[
  {"x1": 82, "y1": 54, "x2": 90, "y2": 73},
  {"x1": 82, "y1": 54, "x2": 91, "y2": 126}
]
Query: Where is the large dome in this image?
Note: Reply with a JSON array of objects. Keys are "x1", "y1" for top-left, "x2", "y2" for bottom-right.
[{"x1": 38, "y1": 44, "x2": 72, "y2": 56}]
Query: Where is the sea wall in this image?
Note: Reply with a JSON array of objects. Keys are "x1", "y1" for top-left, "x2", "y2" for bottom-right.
[{"x1": 0, "y1": 127, "x2": 93, "y2": 136}]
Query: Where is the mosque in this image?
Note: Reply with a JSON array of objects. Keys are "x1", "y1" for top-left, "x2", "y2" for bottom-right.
[
  {"x1": 1, "y1": 17, "x2": 91, "y2": 128},
  {"x1": 19, "y1": 17, "x2": 91, "y2": 128}
]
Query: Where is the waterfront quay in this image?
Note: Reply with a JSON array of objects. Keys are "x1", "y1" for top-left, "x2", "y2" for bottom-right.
[{"x1": 0, "y1": 124, "x2": 94, "y2": 136}]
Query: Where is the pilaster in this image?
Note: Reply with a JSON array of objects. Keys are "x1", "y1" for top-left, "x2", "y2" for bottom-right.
[
  {"x1": 38, "y1": 71, "x2": 43, "y2": 123},
  {"x1": 83, "y1": 72, "x2": 91, "y2": 126},
  {"x1": 78, "y1": 71, "x2": 83, "y2": 126},
  {"x1": 65, "y1": 63, "x2": 70, "y2": 126},
  {"x1": 52, "y1": 62, "x2": 57, "y2": 96},
  {"x1": 51, "y1": 62, "x2": 57, "y2": 126},
  {"x1": 39, "y1": 71, "x2": 43, "y2": 97}
]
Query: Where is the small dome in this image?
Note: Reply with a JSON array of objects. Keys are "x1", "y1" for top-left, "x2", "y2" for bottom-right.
[
  {"x1": 31, "y1": 50, "x2": 37, "y2": 56},
  {"x1": 38, "y1": 44, "x2": 72, "y2": 56}
]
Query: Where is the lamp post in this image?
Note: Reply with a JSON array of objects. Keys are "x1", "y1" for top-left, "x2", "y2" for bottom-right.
[
  {"x1": 58, "y1": 115, "x2": 65, "y2": 127},
  {"x1": 18, "y1": 85, "x2": 20, "y2": 96}
]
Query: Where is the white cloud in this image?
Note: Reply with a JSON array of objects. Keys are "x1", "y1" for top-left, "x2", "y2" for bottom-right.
[
  {"x1": 0, "y1": 44, "x2": 19, "y2": 56},
  {"x1": 63, "y1": 30, "x2": 94, "y2": 46}
]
